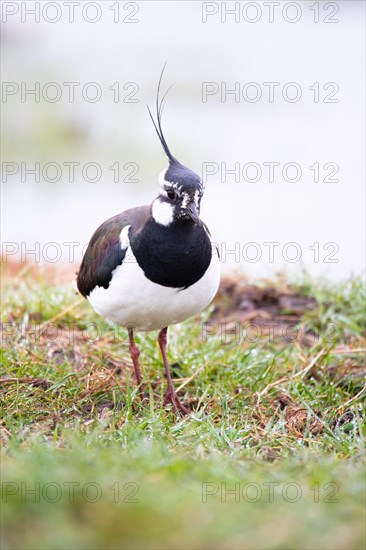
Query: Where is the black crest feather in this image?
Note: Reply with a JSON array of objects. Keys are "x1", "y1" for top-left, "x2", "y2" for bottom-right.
[{"x1": 147, "y1": 63, "x2": 178, "y2": 164}]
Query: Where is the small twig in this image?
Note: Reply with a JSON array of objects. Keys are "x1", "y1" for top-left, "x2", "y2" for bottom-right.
[
  {"x1": 175, "y1": 365, "x2": 206, "y2": 393},
  {"x1": 1, "y1": 426, "x2": 12, "y2": 437},
  {"x1": 329, "y1": 348, "x2": 366, "y2": 355},
  {"x1": 258, "y1": 348, "x2": 326, "y2": 397},
  {"x1": 38, "y1": 298, "x2": 84, "y2": 329},
  {"x1": 335, "y1": 385, "x2": 366, "y2": 412}
]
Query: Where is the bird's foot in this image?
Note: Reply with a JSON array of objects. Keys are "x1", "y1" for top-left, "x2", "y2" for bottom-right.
[{"x1": 163, "y1": 388, "x2": 190, "y2": 415}]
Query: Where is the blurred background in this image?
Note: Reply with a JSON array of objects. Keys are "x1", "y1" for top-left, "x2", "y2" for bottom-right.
[{"x1": 1, "y1": 0, "x2": 365, "y2": 281}]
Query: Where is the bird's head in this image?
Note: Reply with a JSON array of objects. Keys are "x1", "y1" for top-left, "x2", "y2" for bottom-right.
[
  {"x1": 148, "y1": 65, "x2": 204, "y2": 227},
  {"x1": 153, "y1": 160, "x2": 204, "y2": 227}
]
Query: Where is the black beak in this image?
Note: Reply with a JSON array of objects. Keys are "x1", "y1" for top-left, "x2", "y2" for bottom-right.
[{"x1": 184, "y1": 202, "x2": 201, "y2": 226}]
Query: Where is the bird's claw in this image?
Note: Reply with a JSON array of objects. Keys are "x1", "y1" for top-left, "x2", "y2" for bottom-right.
[{"x1": 163, "y1": 389, "x2": 190, "y2": 415}]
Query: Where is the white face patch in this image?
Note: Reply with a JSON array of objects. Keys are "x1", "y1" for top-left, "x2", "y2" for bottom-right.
[
  {"x1": 181, "y1": 192, "x2": 190, "y2": 209},
  {"x1": 158, "y1": 169, "x2": 170, "y2": 196},
  {"x1": 152, "y1": 198, "x2": 174, "y2": 226},
  {"x1": 181, "y1": 190, "x2": 201, "y2": 211}
]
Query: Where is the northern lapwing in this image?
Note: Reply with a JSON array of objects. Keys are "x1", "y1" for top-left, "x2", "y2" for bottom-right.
[{"x1": 77, "y1": 69, "x2": 221, "y2": 414}]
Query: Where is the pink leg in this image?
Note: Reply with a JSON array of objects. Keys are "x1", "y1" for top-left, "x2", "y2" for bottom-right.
[
  {"x1": 128, "y1": 328, "x2": 143, "y2": 398},
  {"x1": 158, "y1": 327, "x2": 190, "y2": 415}
]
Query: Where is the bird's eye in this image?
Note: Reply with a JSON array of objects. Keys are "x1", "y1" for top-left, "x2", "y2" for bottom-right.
[{"x1": 166, "y1": 190, "x2": 176, "y2": 201}]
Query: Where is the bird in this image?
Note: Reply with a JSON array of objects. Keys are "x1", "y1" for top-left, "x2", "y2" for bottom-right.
[{"x1": 76, "y1": 68, "x2": 221, "y2": 414}]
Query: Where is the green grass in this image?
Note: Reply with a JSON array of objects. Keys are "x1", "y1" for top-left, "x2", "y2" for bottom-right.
[{"x1": 1, "y1": 267, "x2": 365, "y2": 549}]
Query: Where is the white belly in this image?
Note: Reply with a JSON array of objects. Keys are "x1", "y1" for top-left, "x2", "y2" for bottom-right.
[{"x1": 88, "y1": 245, "x2": 220, "y2": 331}]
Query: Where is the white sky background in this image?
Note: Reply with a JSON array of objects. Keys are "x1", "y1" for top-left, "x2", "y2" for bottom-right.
[{"x1": 1, "y1": 0, "x2": 365, "y2": 281}]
